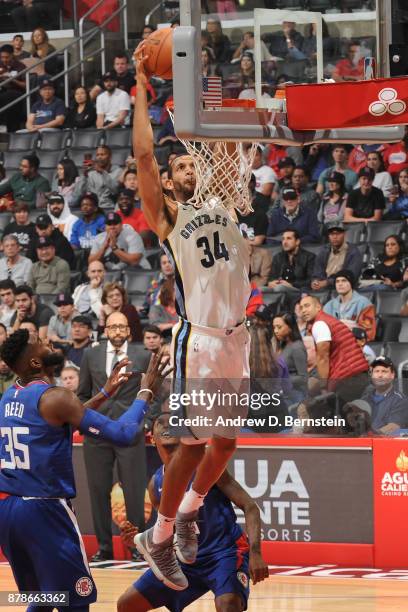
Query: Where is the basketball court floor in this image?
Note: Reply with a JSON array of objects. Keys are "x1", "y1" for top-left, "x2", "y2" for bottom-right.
[{"x1": 1, "y1": 562, "x2": 407, "y2": 611}]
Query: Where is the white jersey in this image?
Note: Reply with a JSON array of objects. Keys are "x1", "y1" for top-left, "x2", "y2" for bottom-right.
[{"x1": 163, "y1": 199, "x2": 251, "y2": 329}]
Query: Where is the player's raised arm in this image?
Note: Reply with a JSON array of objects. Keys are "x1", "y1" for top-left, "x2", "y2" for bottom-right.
[
  {"x1": 133, "y1": 45, "x2": 176, "y2": 241},
  {"x1": 40, "y1": 351, "x2": 171, "y2": 446},
  {"x1": 217, "y1": 470, "x2": 269, "y2": 585}
]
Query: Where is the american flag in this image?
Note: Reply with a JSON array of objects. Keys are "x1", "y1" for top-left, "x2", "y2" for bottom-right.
[{"x1": 202, "y1": 76, "x2": 222, "y2": 108}]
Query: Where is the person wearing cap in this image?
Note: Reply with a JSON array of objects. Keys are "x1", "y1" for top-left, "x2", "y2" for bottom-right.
[
  {"x1": 47, "y1": 192, "x2": 78, "y2": 242},
  {"x1": 0, "y1": 234, "x2": 32, "y2": 286},
  {"x1": 352, "y1": 327, "x2": 376, "y2": 365},
  {"x1": 250, "y1": 145, "x2": 277, "y2": 198},
  {"x1": 28, "y1": 213, "x2": 75, "y2": 267},
  {"x1": 0, "y1": 155, "x2": 50, "y2": 209},
  {"x1": 355, "y1": 357, "x2": 408, "y2": 435},
  {"x1": 324, "y1": 270, "x2": 376, "y2": 341},
  {"x1": 3, "y1": 201, "x2": 36, "y2": 255},
  {"x1": 299, "y1": 294, "x2": 369, "y2": 402},
  {"x1": 344, "y1": 166, "x2": 385, "y2": 222},
  {"x1": 316, "y1": 145, "x2": 357, "y2": 196},
  {"x1": 77, "y1": 145, "x2": 122, "y2": 209},
  {"x1": 28, "y1": 236, "x2": 70, "y2": 295},
  {"x1": 116, "y1": 188, "x2": 151, "y2": 243},
  {"x1": 89, "y1": 212, "x2": 150, "y2": 271},
  {"x1": 47, "y1": 292, "x2": 79, "y2": 346},
  {"x1": 267, "y1": 186, "x2": 320, "y2": 243},
  {"x1": 267, "y1": 229, "x2": 315, "y2": 296},
  {"x1": 10, "y1": 284, "x2": 53, "y2": 340},
  {"x1": 237, "y1": 174, "x2": 269, "y2": 247},
  {"x1": 272, "y1": 157, "x2": 296, "y2": 199},
  {"x1": 311, "y1": 221, "x2": 363, "y2": 290},
  {"x1": 70, "y1": 193, "x2": 106, "y2": 250},
  {"x1": 63, "y1": 315, "x2": 93, "y2": 367},
  {"x1": 0, "y1": 43, "x2": 26, "y2": 132},
  {"x1": 90, "y1": 53, "x2": 136, "y2": 101},
  {"x1": 318, "y1": 170, "x2": 347, "y2": 224},
  {"x1": 25, "y1": 79, "x2": 66, "y2": 132},
  {"x1": 95, "y1": 71, "x2": 130, "y2": 130}
]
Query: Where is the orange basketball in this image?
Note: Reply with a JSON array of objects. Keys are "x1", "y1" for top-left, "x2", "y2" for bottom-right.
[{"x1": 144, "y1": 27, "x2": 173, "y2": 80}]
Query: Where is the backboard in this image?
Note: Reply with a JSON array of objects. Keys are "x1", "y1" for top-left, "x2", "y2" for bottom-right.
[{"x1": 171, "y1": 0, "x2": 404, "y2": 144}]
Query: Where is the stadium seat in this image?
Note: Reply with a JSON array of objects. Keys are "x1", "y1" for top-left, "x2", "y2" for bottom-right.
[
  {"x1": 8, "y1": 132, "x2": 39, "y2": 152},
  {"x1": 145, "y1": 248, "x2": 162, "y2": 270},
  {"x1": 67, "y1": 148, "x2": 94, "y2": 168},
  {"x1": 377, "y1": 316, "x2": 401, "y2": 342},
  {"x1": 367, "y1": 342, "x2": 385, "y2": 357},
  {"x1": 0, "y1": 213, "x2": 12, "y2": 232},
  {"x1": 308, "y1": 0, "x2": 331, "y2": 10},
  {"x1": 104, "y1": 271, "x2": 123, "y2": 284},
  {"x1": 367, "y1": 242, "x2": 383, "y2": 260},
  {"x1": 104, "y1": 129, "x2": 132, "y2": 149},
  {"x1": 310, "y1": 290, "x2": 331, "y2": 305},
  {"x1": 366, "y1": 221, "x2": 406, "y2": 243},
  {"x1": 37, "y1": 151, "x2": 62, "y2": 169},
  {"x1": 70, "y1": 271, "x2": 82, "y2": 291},
  {"x1": 262, "y1": 243, "x2": 282, "y2": 259},
  {"x1": 130, "y1": 294, "x2": 146, "y2": 309},
  {"x1": 110, "y1": 148, "x2": 128, "y2": 167},
  {"x1": 385, "y1": 342, "x2": 408, "y2": 370},
  {"x1": 124, "y1": 270, "x2": 157, "y2": 294},
  {"x1": 399, "y1": 318, "x2": 408, "y2": 342},
  {"x1": 376, "y1": 292, "x2": 403, "y2": 316},
  {"x1": 41, "y1": 168, "x2": 55, "y2": 185},
  {"x1": 39, "y1": 294, "x2": 57, "y2": 311},
  {"x1": 2, "y1": 151, "x2": 23, "y2": 170},
  {"x1": 154, "y1": 144, "x2": 171, "y2": 166},
  {"x1": 303, "y1": 244, "x2": 323, "y2": 256},
  {"x1": 344, "y1": 222, "x2": 366, "y2": 244},
  {"x1": 261, "y1": 290, "x2": 283, "y2": 310},
  {"x1": 69, "y1": 129, "x2": 104, "y2": 150},
  {"x1": 38, "y1": 131, "x2": 71, "y2": 152}
]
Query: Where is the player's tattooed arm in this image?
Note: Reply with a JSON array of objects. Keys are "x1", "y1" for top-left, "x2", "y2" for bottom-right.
[
  {"x1": 147, "y1": 475, "x2": 160, "y2": 510},
  {"x1": 217, "y1": 470, "x2": 269, "y2": 584}
]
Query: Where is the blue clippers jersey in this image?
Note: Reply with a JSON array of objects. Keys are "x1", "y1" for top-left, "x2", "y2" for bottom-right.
[
  {"x1": 153, "y1": 467, "x2": 248, "y2": 562},
  {"x1": 0, "y1": 381, "x2": 75, "y2": 498}
]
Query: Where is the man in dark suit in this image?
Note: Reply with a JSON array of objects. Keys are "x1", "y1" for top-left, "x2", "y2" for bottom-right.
[{"x1": 78, "y1": 310, "x2": 150, "y2": 561}]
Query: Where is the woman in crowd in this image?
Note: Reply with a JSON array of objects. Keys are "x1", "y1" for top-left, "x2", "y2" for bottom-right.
[
  {"x1": 148, "y1": 278, "x2": 178, "y2": 340},
  {"x1": 70, "y1": 193, "x2": 106, "y2": 250},
  {"x1": 2, "y1": 201, "x2": 36, "y2": 256},
  {"x1": 247, "y1": 321, "x2": 291, "y2": 432},
  {"x1": 302, "y1": 21, "x2": 335, "y2": 64},
  {"x1": 363, "y1": 234, "x2": 408, "y2": 290},
  {"x1": 364, "y1": 151, "x2": 393, "y2": 199},
  {"x1": 98, "y1": 282, "x2": 142, "y2": 342},
  {"x1": 206, "y1": 18, "x2": 231, "y2": 63},
  {"x1": 272, "y1": 312, "x2": 308, "y2": 402},
  {"x1": 384, "y1": 169, "x2": 408, "y2": 219},
  {"x1": 51, "y1": 159, "x2": 81, "y2": 208},
  {"x1": 201, "y1": 46, "x2": 221, "y2": 77},
  {"x1": 318, "y1": 170, "x2": 347, "y2": 224},
  {"x1": 64, "y1": 86, "x2": 96, "y2": 130},
  {"x1": 30, "y1": 28, "x2": 57, "y2": 76}
]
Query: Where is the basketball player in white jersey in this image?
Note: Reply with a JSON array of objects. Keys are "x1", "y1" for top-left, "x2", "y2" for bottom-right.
[{"x1": 132, "y1": 45, "x2": 251, "y2": 591}]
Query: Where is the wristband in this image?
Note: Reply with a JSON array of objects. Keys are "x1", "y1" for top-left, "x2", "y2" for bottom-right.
[
  {"x1": 100, "y1": 387, "x2": 110, "y2": 399},
  {"x1": 137, "y1": 388, "x2": 154, "y2": 401}
]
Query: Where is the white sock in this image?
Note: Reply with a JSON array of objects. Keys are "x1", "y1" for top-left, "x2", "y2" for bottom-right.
[
  {"x1": 178, "y1": 489, "x2": 206, "y2": 515},
  {"x1": 153, "y1": 513, "x2": 175, "y2": 544}
]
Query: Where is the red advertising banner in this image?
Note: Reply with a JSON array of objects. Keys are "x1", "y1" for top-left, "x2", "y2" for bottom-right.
[
  {"x1": 286, "y1": 77, "x2": 408, "y2": 130},
  {"x1": 372, "y1": 438, "x2": 408, "y2": 568}
]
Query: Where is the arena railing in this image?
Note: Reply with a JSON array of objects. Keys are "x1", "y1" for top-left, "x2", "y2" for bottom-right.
[{"x1": 0, "y1": 0, "x2": 128, "y2": 119}]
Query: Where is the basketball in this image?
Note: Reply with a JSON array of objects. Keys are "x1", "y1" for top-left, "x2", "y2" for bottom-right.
[{"x1": 144, "y1": 27, "x2": 173, "y2": 80}]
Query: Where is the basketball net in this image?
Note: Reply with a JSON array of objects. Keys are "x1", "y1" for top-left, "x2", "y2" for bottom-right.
[{"x1": 168, "y1": 108, "x2": 258, "y2": 215}]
